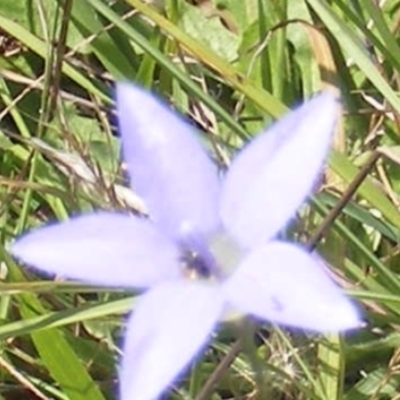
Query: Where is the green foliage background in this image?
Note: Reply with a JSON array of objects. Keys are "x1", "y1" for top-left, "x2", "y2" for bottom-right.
[{"x1": 1, "y1": 0, "x2": 400, "y2": 399}]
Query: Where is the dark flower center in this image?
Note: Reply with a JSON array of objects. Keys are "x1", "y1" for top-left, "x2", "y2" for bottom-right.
[
  {"x1": 179, "y1": 231, "x2": 244, "y2": 281},
  {"x1": 181, "y1": 249, "x2": 213, "y2": 279}
]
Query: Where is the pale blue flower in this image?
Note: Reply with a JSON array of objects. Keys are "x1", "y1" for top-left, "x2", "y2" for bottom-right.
[{"x1": 11, "y1": 83, "x2": 360, "y2": 400}]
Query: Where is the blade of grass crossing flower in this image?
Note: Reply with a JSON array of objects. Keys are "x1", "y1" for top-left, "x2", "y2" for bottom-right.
[{"x1": 1, "y1": 250, "x2": 105, "y2": 400}]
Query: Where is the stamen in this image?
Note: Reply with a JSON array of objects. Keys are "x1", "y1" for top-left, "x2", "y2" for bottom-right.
[{"x1": 181, "y1": 249, "x2": 212, "y2": 279}]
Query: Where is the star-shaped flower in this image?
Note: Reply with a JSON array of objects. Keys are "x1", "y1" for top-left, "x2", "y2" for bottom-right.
[{"x1": 11, "y1": 83, "x2": 360, "y2": 400}]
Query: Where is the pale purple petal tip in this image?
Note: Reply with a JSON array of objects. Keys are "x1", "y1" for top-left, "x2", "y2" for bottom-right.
[
  {"x1": 120, "y1": 281, "x2": 224, "y2": 400},
  {"x1": 116, "y1": 82, "x2": 221, "y2": 240},
  {"x1": 11, "y1": 212, "x2": 180, "y2": 288},
  {"x1": 223, "y1": 241, "x2": 361, "y2": 332},
  {"x1": 221, "y1": 92, "x2": 337, "y2": 248}
]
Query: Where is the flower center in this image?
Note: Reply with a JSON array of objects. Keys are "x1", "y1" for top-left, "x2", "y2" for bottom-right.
[
  {"x1": 179, "y1": 230, "x2": 244, "y2": 282},
  {"x1": 181, "y1": 249, "x2": 213, "y2": 280}
]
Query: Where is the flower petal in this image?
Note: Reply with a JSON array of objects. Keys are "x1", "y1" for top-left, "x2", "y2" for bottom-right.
[
  {"x1": 222, "y1": 242, "x2": 361, "y2": 332},
  {"x1": 120, "y1": 281, "x2": 224, "y2": 400},
  {"x1": 220, "y1": 93, "x2": 337, "y2": 248},
  {"x1": 11, "y1": 212, "x2": 180, "y2": 288},
  {"x1": 116, "y1": 83, "x2": 221, "y2": 240}
]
